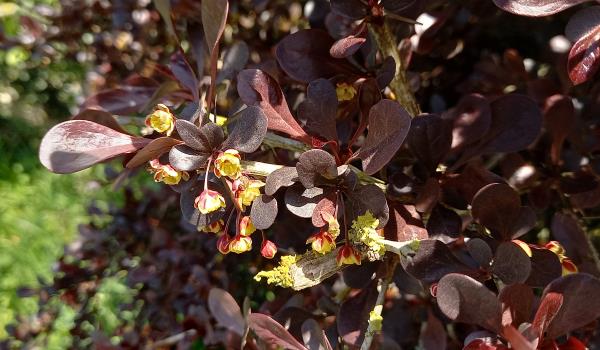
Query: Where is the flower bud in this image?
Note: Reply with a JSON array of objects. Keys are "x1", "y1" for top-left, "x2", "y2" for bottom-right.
[
  {"x1": 194, "y1": 189, "x2": 226, "y2": 214},
  {"x1": 230, "y1": 235, "x2": 252, "y2": 254},
  {"x1": 261, "y1": 240, "x2": 277, "y2": 259},
  {"x1": 145, "y1": 104, "x2": 175, "y2": 136},
  {"x1": 336, "y1": 244, "x2": 361, "y2": 266},
  {"x1": 561, "y1": 258, "x2": 578, "y2": 275},
  {"x1": 148, "y1": 159, "x2": 189, "y2": 185},
  {"x1": 306, "y1": 230, "x2": 336, "y2": 254},
  {"x1": 217, "y1": 234, "x2": 232, "y2": 254},
  {"x1": 239, "y1": 216, "x2": 256, "y2": 236},
  {"x1": 201, "y1": 219, "x2": 224, "y2": 234},
  {"x1": 214, "y1": 149, "x2": 242, "y2": 179}
]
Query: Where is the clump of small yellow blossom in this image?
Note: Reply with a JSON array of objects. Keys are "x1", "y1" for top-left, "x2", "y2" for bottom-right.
[
  {"x1": 350, "y1": 211, "x2": 385, "y2": 261},
  {"x1": 335, "y1": 82, "x2": 357, "y2": 101},
  {"x1": 368, "y1": 305, "x2": 384, "y2": 332},
  {"x1": 194, "y1": 189, "x2": 226, "y2": 214},
  {"x1": 254, "y1": 255, "x2": 299, "y2": 288},
  {"x1": 148, "y1": 159, "x2": 189, "y2": 185},
  {"x1": 231, "y1": 176, "x2": 265, "y2": 208},
  {"x1": 214, "y1": 149, "x2": 242, "y2": 179},
  {"x1": 546, "y1": 240, "x2": 578, "y2": 275},
  {"x1": 145, "y1": 104, "x2": 175, "y2": 136}
]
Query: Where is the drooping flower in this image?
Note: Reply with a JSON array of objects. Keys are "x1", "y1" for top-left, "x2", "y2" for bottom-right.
[
  {"x1": 336, "y1": 244, "x2": 361, "y2": 266},
  {"x1": 545, "y1": 240, "x2": 578, "y2": 275},
  {"x1": 306, "y1": 230, "x2": 336, "y2": 254},
  {"x1": 194, "y1": 189, "x2": 226, "y2": 214},
  {"x1": 231, "y1": 176, "x2": 265, "y2": 208},
  {"x1": 239, "y1": 216, "x2": 256, "y2": 236},
  {"x1": 261, "y1": 239, "x2": 277, "y2": 259},
  {"x1": 148, "y1": 159, "x2": 189, "y2": 185},
  {"x1": 229, "y1": 235, "x2": 252, "y2": 254},
  {"x1": 321, "y1": 211, "x2": 340, "y2": 238},
  {"x1": 145, "y1": 104, "x2": 175, "y2": 135},
  {"x1": 217, "y1": 234, "x2": 231, "y2": 254},
  {"x1": 335, "y1": 82, "x2": 357, "y2": 101},
  {"x1": 214, "y1": 149, "x2": 242, "y2": 179},
  {"x1": 201, "y1": 219, "x2": 224, "y2": 234}
]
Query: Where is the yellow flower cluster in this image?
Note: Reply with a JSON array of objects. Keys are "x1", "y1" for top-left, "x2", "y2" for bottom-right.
[
  {"x1": 145, "y1": 104, "x2": 175, "y2": 136},
  {"x1": 350, "y1": 211, "x2": 385, "y2": 260},
  {"x1": 254, "y1": 255, "x2": 299, "y2": 288},
  {"x1": 214, "y1": 149, "x2": 242, "y2": 179},
  {"x1": 148, "y1": 159, "x2": 189, "y2": 185},
  {"x1": 335, "y1": 82, "x2": 357, "y2": 101}
]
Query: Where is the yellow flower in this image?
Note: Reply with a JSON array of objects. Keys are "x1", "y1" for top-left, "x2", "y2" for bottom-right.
[
  {"x1": 306, "y1": 230, "x2": 336, "y2": 254},
  {"x1": 368, "y1": 305, "x2": 384, "y2": 332},
  {"x1": 194, "y1": 189, "x2": 226, "y2": 214},
  {"x1": 229, "y1": 235, "x2": 252, "y2": 254},
  {"x1": 148, "y1": 159, "x2": 189, "y2": 185},
  {"x1": 261, "y1": 240, "x2": 278, "y2": 259},
  {"x1": 254, "y1": 255, "x2": 298, "y2": 288},
  {"x1": 145, "y1": 104, "x2": 175, "y2": 135},
  {"x1": 336, "y1": 244, "x2": 361, "y2": 266},
  {"x1": 336, "y1": 82, "x2": 357, "y2": 101},
  {"x1": 239, "y1": 216, "x2": 256, "y2": 236},
  {"x1": 322, "y1": 212, "x2": 340, "y2": 238},
  {"x1": 201, "y1": 219, "x2": 224, "y2": 234},
  {"x1": 214, "y1": 149, "x2": 242, "y2": 179}
]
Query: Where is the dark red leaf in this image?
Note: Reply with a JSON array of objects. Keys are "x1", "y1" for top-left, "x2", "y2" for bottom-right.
[
  {"x1": 170, "y1": 51, "x2": 199, "y2": 102},
  {"x1": 126, "y1": 137, "x2": 183, "y2": 169},
  {"x1": 525, "y1": 247, "x2": 563, "y2": 288},
  {"x1": 175, "y1": 120, "x2": 223, "y2": 152},
  {"x1": 420, "y1": 310, "x2": 447, "y2": 350},
  {"x1": 296, "y1": 149, "x2": 338, "y2": 188},
  {"x1": 492, "y1": 0, "x2": 592, "y2": 17},
  {"x1": 312, "y1": 193, "x2": 337, "y2": 227},
  {"x1": 551, "y1": 213, "x2": 600, "y2": 277},
  {"x1": 443, "y1": 94, "x2": 492, "y2": 152},
  {"x1": 223, "y1": 106, "x2": 268, "y2": 153},
  {"x1": 301, "y1": 319, "x2": 333, "y2": 350},
  {"x1": 491, "y1": 242, "x2": 532, "y2": 285},
  {"x1": 250, "y1": 195, "x2": 278, "y2": 230},
  {"x1": 347, "y1": 184, "x2": 389, "y2": 228},
  {"x1": 407, "y1": 113, "x2": 453, "y2": 175},
  {"x1": 248, "y1": 313, "x2": 307, "y2": 350},
  {"x1": 405, "y1": 240, "x2": 476, "y2": 284},
  {"x1": 565, "y1": 6, "x2": 600, "y2": 43},
  {"x1": 201, "y1": 0, "x2": 228, "y2": 53},
  {"x1": 532, "y1": 292, "x2": 563, "y2": 339},
  {"x1": 168, "y1": 145, "x2": 209, "y2": 171},
  {"x1": 82, "y1": 86, "x2": 157, "y2": 115},
  {"x1": 466, "y1": 238, "x2": 493, "y2": 268},
  {"x1": 330, "y1": 23, "x2": 367, "y2": 58},
  {"x1": 330, "y1": 0, "x2": 368, "y2": 20},
  {"x1": 297, "y1": 79, "x2": 338, "y2": 141},
  {"x1": 285, "y1": 185, "x2": 325, "y2": 218},
  {"x1": 39, "y1": 120, "x2": 150, "y2": 174},
  {"x1": 426, "y1": 205, "x2": 462, "y2": 241},
  {"x1": 208, "y1": 288, "x2": 244, "y2": 336},
  {"x1": 275, "y1": 29, "x2": 356, "y2": 83},
  {"x1": 499, "y1": 284, "x2": 534, "y2": 328},
  {"x1": 436, "y1": 273, "x2": 502, "y2": 332},
  {"x1": 217, "y1": 41, "x2": 249, "y2": 83},
  {"x1": 265, "y1": 166, "x2": 298, "y2": 196},
  {"x1": 237, "y1": 69, "x2": 309, "y2": 142},
  {"x1": 337, "y1": 281, "x2": 378, "y2": 346},
  {"x1": 385, "y1": 203, "x2": 429, "y2": 242},
  {"x1": 72, "y1": 108, "x2": 129, "y2": 134},
  {"x1": 355, "y1": 99, "x2": 412, "y2": 175}
]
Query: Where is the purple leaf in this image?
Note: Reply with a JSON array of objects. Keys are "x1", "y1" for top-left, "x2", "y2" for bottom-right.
[
  {"x1": 385, "y1": 203, "x2": 429, "y2": 242},
  {"x1": 170, "y1": 51, "x2": 199, "y2": 102},
  {"x1": 405, "y1": 240, "x2": 476, "y2": 284},
  {"x1": 525, "y1": 247, "x2": 563, "y2": 287},
  {"x1": 407, "y1": 113, "x2": 453, "y2": 174},
  {"x1": 436, "y1": 273, "x2": 502, "y2": 332},
  {"x1": 248, "y1": 313, "x2": 307, "y2": 350},
  {"x1": 551, "y1": 213, "x2": 600, "y2": 277},
  {"x1": 443, "y1": 94, "x2": 492, "y2": 152},
  {"x1": 355, "y1": 99, "x2": 412, "y2": 175},
  {"x1": 223, "y1": 106, "x2": 268, "y2": 153},
  {"x1": 82, "y1": 86, "x2": 157, "y2": 115},
  {"x1": 168, "y1": 145, "x2": 209, "y2": 171},
  {"x1": 565, "y1": 6, "x2": 600, "y2": 42},
  {"x1": 296, "y1": 149, "x2": 338, "y2": 188},
  {"x1": 201, "y1": 0, "x2": 228, "y2": 54},
  {"x1": 330, "y1": 0, "x2": 368, "y2": 20},
  {"x1": 208, "y1": 288, "x2": 244, "y2": 336},
  {"x1": 568, "y1": 25, "x2": 600, "y2": 85},
  {"x1": 330, "y1": 24, "x2": 367, "y2": 58},
  {"x1": 265, "y1": 166, "x2": 298, "y2": 196},
  {"x1": 126, "y1": 137, "x2": 183, "y2": 169},
  {"x1": 297, "y1": 79, "x2": 338, "y2": 141},
  {"x1": 285, "y1": 185, "x2": 325, "y2": 218},
  {"x1": 420, "y1": 310, "x2": 447, "y2": 350},
  {"x1": 498, "y1": 284, "x2": 534, "y2": 328},
  {"x1": 275, "y1": 29, "x2": 356, "y2": 83},
  {"x1": 337, "y1": 281, "x2": 378, "y2": 346},
  {"x1": 492, "y1": 0, "x2": 592, "y2": 17},
  {"x1": 39, "y1": 120, "x2": 150, "y2": 174},
  {"x1": 72, "y1": 108, "x2": 129, "y2": 134},
  {"x1": 250, "y1": 195, "x2": 278, "y2": 230},
  {"x1": 466, "y1": 238, "x2": 493, "y2": 268},
  {"x1": 491, "y1": 242, "x2": 532, "y2": 285},
  {"x1": 237, "y1": 69, "x2": 310, "y2": 142},
  {"x1": 301, "y1": 319, "x2": 333, "y2": 350},
  {"x1": 347, "y1": 184, "x2": 389, "y2": 228}
]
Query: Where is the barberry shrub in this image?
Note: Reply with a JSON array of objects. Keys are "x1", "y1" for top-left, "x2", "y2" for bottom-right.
[{"x1": 11, "y1": 0, "x2": 600, "y2": 348}]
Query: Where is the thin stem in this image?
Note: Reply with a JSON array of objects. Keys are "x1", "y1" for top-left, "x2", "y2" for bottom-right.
[{"x1": 204, "y1": 157, "x2": 213, "y2": 190}]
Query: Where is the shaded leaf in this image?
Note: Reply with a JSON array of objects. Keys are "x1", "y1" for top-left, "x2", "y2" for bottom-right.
[
  {"x1": 330, "y1": 24, "x2": 367, "y2": 58},
  {"x1": 499, "y1": 284, "x2": 534, "y2": 328},
  {"x1": 355, "y1": 99, "x2": 412, "y2": 175},
  {"x1": 296, "y1": 149, "x2": 338, "y2": 188},
  {"x1": 250, "y1": 195, "x2": 278, "y2": 230},
  {"x1": 532, "y1": 292, "x2": 563, "y2": 339},
  {"x1": 275, "y1": 29, "x2": 356, "y2": 83},
  {"x1": 154, "y1": 0, "x2": 176, "y2": 39},
  {"x1": 301, "y1": 319, "x2": 333, "y2": 350},
  {"x1": 330, "y1": 0, "x2": 368, "y2": 20},
  {"x1": 407, "y1": 113, "x2": 452, "y2": 175},
  {"x1": 82, "y1": 86, "x2": 157, "y2": 115},
  {"x1": 39, "y1": 120, "x2": 149, "y2": 174},
  {"x1": 298, "y1": 79, "x2": 338, "y2": 141},
  {"x1": 312, "y1": 194, "x2": 337, "y2": 227},
  {"x1": 405, "y1": 240, "x2": 476, "y2": 284},
  {"x1": 72, "y1": 108, "x2": 129, "y2": 134},
  {"x1": 426, "y1": 205, "x2": 461, "y2": 241},
  {"x1": 170, "y1": 51, "x2": 199, "y2": 101},
  {"x1": 126, "y1": 137, "x2": 183, "y2": 169},
  {"x1": 223, "y1": 106, "x2": 268, "y2": 153},
  {"x1": 265, "y1": 167, "x2": 298, "y2": 196},
  {"x1": 208, "y1": 288, "x2": 244, "y2": 336},
  {"x1": 466, "y1": 238, "x2": 493, "y2": 268},
  {"x1": 444, "y1": 94, "x2": 492, "y2": 151},
  {"x1": 492, "y1": 0, "x2": 591, "y2": 17},
  {"x1": 248, "y1": 313, "x2": 307, "y2": 350},
  {"x1": 337, "y1": 281, "x2": 378, "y2": 346},
  {"x1": 420, "y1": 310, "x2": 447, "y2": 350},
  {"x1": 436, "y1": 273, "x2": 501, "y2": 332},
  {"x1": 385, "y1": 203, "x2": 428, "y2": 241},
  {"x1": 525, "y1": 247, "x2": 563, "y2": 288},
  {"x1": 566, "y1": 6, "x2": 600, "y2": 43},
  {"x1": 285, "y1": 185, "x2": 324, "y2": 218},
  {"x1": 551, "y1": 213, "x2": 600, "y2": 277},
  {"x1": 491, "y1": 242, "x2": 532, "y2": 285},
  {"x1": 169, "y1": 145, "x2": 209, "y2": 171},
  {"x1": 376, "y1": 56, "x2": 396, "y2": 89},
  {"x1": 217, "y1": 41, "x2": 249, "y2": 83},
  {"x1": 201, "y1": 0, "x2": 228, "y2": 53},
  {"x1": 237, "y1": 69, "x2": 309, "y2": 142},
  {"x1": 347, "y1": 184, "x2": 389, "y2": 228},
  {"x1": 472, "y1": 183, "x2": 528, "y2": 240}
]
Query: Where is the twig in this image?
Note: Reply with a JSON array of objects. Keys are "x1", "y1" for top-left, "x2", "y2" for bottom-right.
[
  {"x1": 370, "y1": 20, "x2": 421, "y2": 117},
  {"x1": 146, "y1": 329, "x2": 197, "y2": 349}
]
